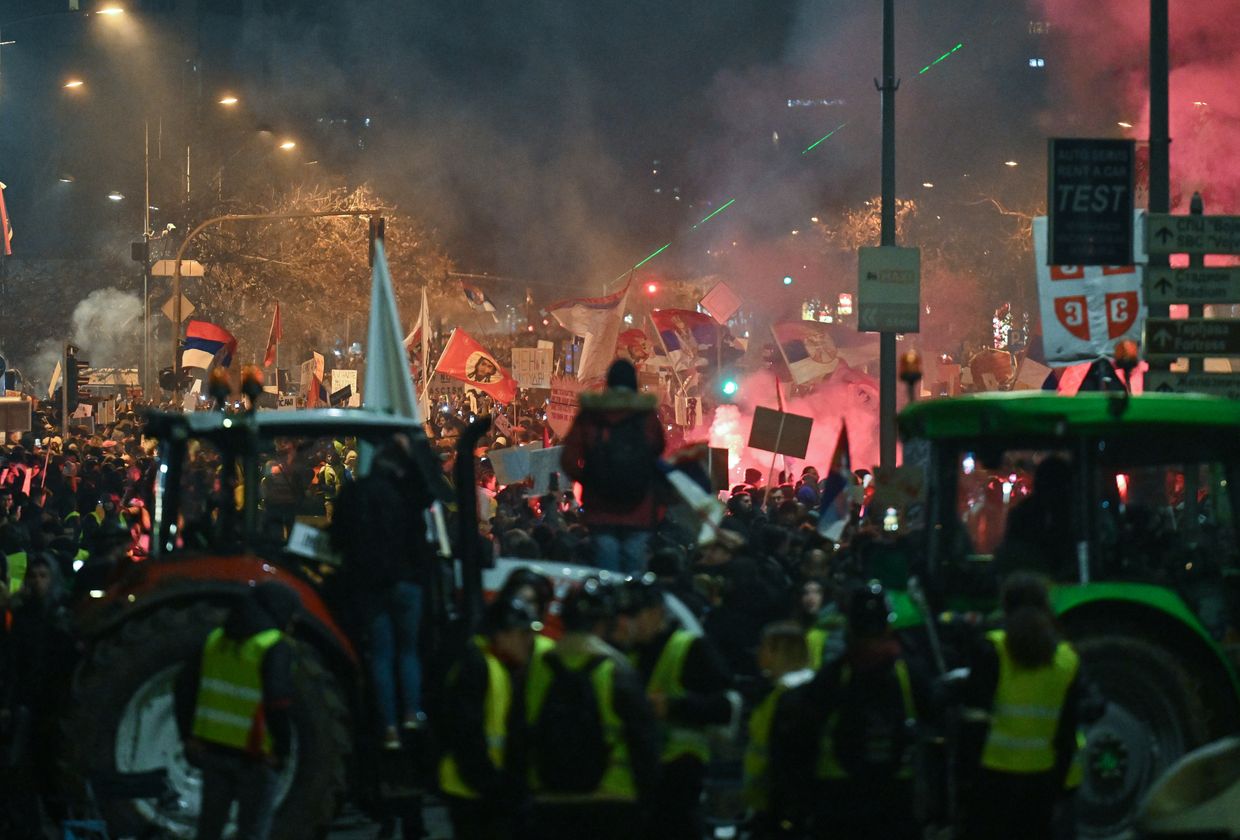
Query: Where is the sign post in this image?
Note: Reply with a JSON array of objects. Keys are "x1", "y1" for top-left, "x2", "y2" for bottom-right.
[
  {"x1": 857, "y1": 246, "x2": 920, "y2": 333},
  {"x1": 1144, "y1": 267, "x2": 1240, "y2": 306},
  {"x1": 1143, "y1": 318, "x2": 1240, "y2": 359},
  {"x1": 1047, "y1": 138, "x2": 1135, "y2": 266}
]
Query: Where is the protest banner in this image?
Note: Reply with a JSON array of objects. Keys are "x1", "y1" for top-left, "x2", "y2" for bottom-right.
[
  {"x1": 511, "y1": 346, "x2": 554, "y2": 389},
  {"x1": 547, "y1": 374, "x2": 584, "y2": 438}
]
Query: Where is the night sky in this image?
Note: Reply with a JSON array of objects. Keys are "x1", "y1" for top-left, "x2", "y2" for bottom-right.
[{"x1": 0, "y1": 1, "x2": 1134, "y2": 291}]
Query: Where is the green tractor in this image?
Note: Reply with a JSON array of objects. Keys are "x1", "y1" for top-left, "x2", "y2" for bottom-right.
[{"x1": 885, "y1": 391, "x2": 1240, "y2": 838}]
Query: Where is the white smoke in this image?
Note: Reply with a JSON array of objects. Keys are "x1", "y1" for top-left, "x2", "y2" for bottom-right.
[{"x1": 30, "y1": 288, "x2": 143, "y2": 389}]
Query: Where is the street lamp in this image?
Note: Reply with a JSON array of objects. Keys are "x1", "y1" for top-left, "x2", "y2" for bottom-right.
[
  {"x1": 108, "y1": 191, "x2": 124, "y2": 201},
  {"x1": 95, "y1": 7, "x2": 126, "y2": 16},
  {"x1": 218, "y1": 95, "x2": 238, "y2": 106},
  {"x1": 64, "y1": 78, "x2": 85, "y2": 89},
  {"x1": 278, "y1": 140, "x2": 296, "y2": 151}
]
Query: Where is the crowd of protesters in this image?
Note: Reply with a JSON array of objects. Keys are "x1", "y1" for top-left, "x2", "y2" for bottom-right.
[{"x1": 0, "y1": 357, "x2": 1097, "y2": 840}]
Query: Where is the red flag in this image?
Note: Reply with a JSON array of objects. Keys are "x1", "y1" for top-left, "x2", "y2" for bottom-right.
[
  {"x1": 0, "y1": 180, "x2": 13, "y2": 256},
  {"x1": 264, "y1": 302, "x2": 282, "y2": 368},
  {"x1": 434, "y1": 329, "x2": 518, "y2": 404}
]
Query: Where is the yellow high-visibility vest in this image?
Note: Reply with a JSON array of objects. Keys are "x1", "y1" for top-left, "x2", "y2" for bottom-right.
[
  {"x1": 645, "y1": 629, "x2": 710, "y2": 764},
  {"x1": 526, "y1": 647, "x2": 636, "y2": 801},
  {"x1": 191, "y1": 627, "x2": 284, "y2": 755},
  {"x1": 438, "y1": 636, "x2": 512, "y2": 799},
  {"x1": 981, "y1": 630, "x2": 1079, "y2": 774},
  {"x1": 817, "y1": 658, "x2": 916, "y2": 780},
  {"x1": 5, "y1": 551, "x2": 27, "y2": 594}
]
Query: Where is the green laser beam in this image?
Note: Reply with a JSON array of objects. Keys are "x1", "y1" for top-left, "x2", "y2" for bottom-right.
[
  {"x1": 632, "y1": 242, "x2": 670, "y2": 270},
  {"x1": 693, "y1": 198, "x2": 736, "y2": 229},
  {"x1": 802, "y1": 122, "x2": 849, "y2": 155},
  {"x1": 919, "y1": 42, "x2": 963, "y2": 75}
]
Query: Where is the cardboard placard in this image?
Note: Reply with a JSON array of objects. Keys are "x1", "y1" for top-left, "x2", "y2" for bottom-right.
[
  {"x1": 547, "y1": 375, "x2": 583, "y2": 438},
  {"x1": 488, "y1": 442, "x2": 544, "y2": 486},
  {"x1": 747, "y1": 406, "x2": 813, "y2": 458},
  {"x1": 512, "y1": 347, "x2": 554, "y2": 389},
  {"x1": 330, "y1": 369, "x2": 360, "y2": 407}
]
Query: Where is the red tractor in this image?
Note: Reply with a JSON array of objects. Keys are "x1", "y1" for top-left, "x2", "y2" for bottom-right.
[{"x1": 67, "y1": 406, "x2": 471, "y2": 839}]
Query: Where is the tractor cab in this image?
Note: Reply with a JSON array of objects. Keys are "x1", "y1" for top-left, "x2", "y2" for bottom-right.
[
  {"x1": 70, "y1": 406, "x2": 457, "y2": 840},
  {"x1": 891, "y1": 391, "x2": 1240, "y2": 838}
]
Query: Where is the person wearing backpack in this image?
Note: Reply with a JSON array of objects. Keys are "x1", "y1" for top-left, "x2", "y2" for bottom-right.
[
  {"x1": 562, "y1": 360, "x2": 665, "y2": 574},
  {"x1": 524, "y1": 578, "x2": 660, "y2": 840},
  {"x1": 615, "y1": 576, "x2": 734, "y2": 840},
  {"x1": 806, "y1": 581, "x2": 923, "y2": 839},
  {"x1": 438, "y1": 597, "x2": 540, "y2": 839}
]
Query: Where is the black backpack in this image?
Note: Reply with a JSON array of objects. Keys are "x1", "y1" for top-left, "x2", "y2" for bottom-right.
[
  {"x1": 829, "y1": 661, "x2": 915, "y2": 780},
  {"x1": 583, "y1": 413, "x2": 656, "y2": 509},
  {"x1": 534, "y1": 654, "x2": 611, "y2": 793}
]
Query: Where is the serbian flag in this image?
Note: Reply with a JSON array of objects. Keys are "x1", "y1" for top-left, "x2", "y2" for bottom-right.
[
  {"x1": 548, "y1": 280, "x2": 630, "y2": 383},
  {"x1": 650, "y1": 308, "x2": 718, "y2": 371},
  {"x1": 433, "y1": 328, "x2": 518, "y2": 404},
  {"x1": 462, "y1": 282, "x2": 499, "y2": 322},
  {"x1": 772, "y1": 320, "x2": 840, "y2": 384},
  {"x1": 183, "y1": 320, "x2": 237, "y2": 370},
  {"x1": 263, "y1": 303, "x2": 282, "y2": 368},
  {"x1": 0, "y1": 180, "x2": 12, "y2": 256},
  {"x1": 817, "y1": 423, "x2": 852, "y2": 541}
]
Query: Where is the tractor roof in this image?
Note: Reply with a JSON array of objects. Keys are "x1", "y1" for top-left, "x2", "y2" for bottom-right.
[
  {"x1": 898, "y1": 391, "x2": 1240, "y2": 442},
  {"x1": 143, "y1": 408, "x2": 421, "y2": 440}
]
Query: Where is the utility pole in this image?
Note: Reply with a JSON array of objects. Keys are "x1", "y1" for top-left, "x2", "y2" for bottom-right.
[
  {"x1": 877, "y1": 0, "x2": 899, "y2": 469},
  {"x1": 1147, "y1": 0, "x2": 1170, "y2": 371}
]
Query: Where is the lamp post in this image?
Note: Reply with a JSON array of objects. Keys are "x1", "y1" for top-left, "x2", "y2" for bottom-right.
[{"x1": 0, "y1": 6, "x2": 124, "y2": 97}]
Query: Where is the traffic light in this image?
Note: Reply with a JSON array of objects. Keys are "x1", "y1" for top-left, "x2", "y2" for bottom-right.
[
  {"x1": 719, "y1": 373, "x2": 740, "y2": 400},
  {"x1": 65, "y1": 345, "x2": 90, "y2": 411},
  {"x1": 782, "y1": 275, "x2": 793, "y2": 286},
  {"x1": 646, "y1": 282, "x2": 659, "y2": 295}
]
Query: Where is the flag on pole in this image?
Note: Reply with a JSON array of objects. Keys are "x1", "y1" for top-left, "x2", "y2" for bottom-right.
[
  {"x1": 548, "y1": 280, "x2": 631, "y2": 383},
  {"x1": 462, "y1": 281, "x2": 499, "y2": 322},
  {"x1": 182, "y1": 320, "x2": 237, "y2": 371},
  {"x1": 402, "y1": 287, "x2": 432, "y2": 418},
  {"x1": 363, "y1": 240, "x2": 420, "y2": 421},
  {"x1": 263, "y1": 302, "x2": 282, "y2": 368},
  {"x1": 649, "y1": 308, "x2": 718, "y2": 372},
  {"x1": 772, "y1": 320, "x2": 840, "y2": 384},
  {"x1": 435, "y1": 329, "x2": 518, "y2": 404},
  {"x1": 817, "y1": 423, "x2": 853, "y2": 541},
  {"x1": 0, "y1": 180, "x2": 13, "y2": 256}
]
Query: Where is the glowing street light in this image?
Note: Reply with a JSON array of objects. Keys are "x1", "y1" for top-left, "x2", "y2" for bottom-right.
[
  {"x1": 96, "y1": 6, "x2": 126, "y2": 15},
  {"x1": 922, "y1": 182, "x2": 935, "y2": 188},
  {"x1": 278, "y1": 140, "x2": 296, "y2": 151},
  {"x1": 64, "y1": 78, "x2": 85, "y2": 89},
  {"x1": 107, "y1": 191, "x2": 124, "y2": 201},
  {"x1": 1117, "y1": 121, "x2": 1133, "y2": 129},
  {"x1": 218, "y1": 95, "x2": 239, "y2": 106},
  {"x1": 1004, "y1": 160, "x2": 1019, "y2": 167}
]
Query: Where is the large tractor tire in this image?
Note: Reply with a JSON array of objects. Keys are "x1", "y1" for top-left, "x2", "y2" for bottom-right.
[
  {"x1": 68, "y1": 602, "x2": 351, "y2": 840},
  {"x1": 1073, "y1": 633, "x2": 1209, "y2": 839}
]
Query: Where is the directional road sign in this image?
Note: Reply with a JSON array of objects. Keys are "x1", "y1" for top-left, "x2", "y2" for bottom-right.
[
  {"x1": 1146, "y1": 214, "x2": 1240, "y2": 255},
  {"x1": 1144, "y1": 318, "x2": 1240, "y2": 359},
  {"x1": 1145, "y1": 267, "x2": 1240, "y2": 306},
  {"x1": 152, "y1": 259, "x2": 205, "y2": 277},
  {"x1": 1145, "y1": 371, "x2": 1240, "y2": 400},
  {"x1": 858, "y1": 246, "x2": 920, "y2": 333}
]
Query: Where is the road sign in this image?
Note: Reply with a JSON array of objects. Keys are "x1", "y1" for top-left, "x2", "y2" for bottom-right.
[
  {"x1": 151, "y1": 259, "x2": 205, "y2": 277},
  {"x1": 700, "y1": 281, "x2": 743, "y2": 324},
  {"x1": 858, "y1": 246, "x2": 920, "y2": 333},
  {"x1": 161, "y1": 294, "x2": 195, "y2": 322},
  {"x1": 1146, "y1": 214, "x2": 1240, "y2": 255},
  {"x1": 1144, "y1": 318, "x2": 1240, "y2": 358},
  {"x1": 1047, "y1": 138, "x2": 1135, "y2": 265},
  {"x1": 1145, "y1": 371, "x2": 1240, "y2": 400},
  {"x1": 1145, "y1": 267, "x2": 1240, "y2": 305}
]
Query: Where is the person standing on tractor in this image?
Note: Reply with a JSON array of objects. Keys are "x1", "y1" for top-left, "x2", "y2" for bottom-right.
[
  {"x1": 562, "y1": 360, "x2": 665, "y2": 574},
  {"x1": 524, "y1": 578, "x2": 660, "y2": 840},
  {"x1": 330, "y1": 434, "x2": 444, "y2": 750},
  {"x1": 614, "y1": 575, "x2": 733, "y2": 840},
  {"x1": 175, "y1": 583, "x2": 299, "y2": 840},
  {"x1": 438, "y1": 598, "x2": 540, "y2": 839},
  {"x1": 959, "y1": 572, "x2": 1088, "y2": 840}
]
